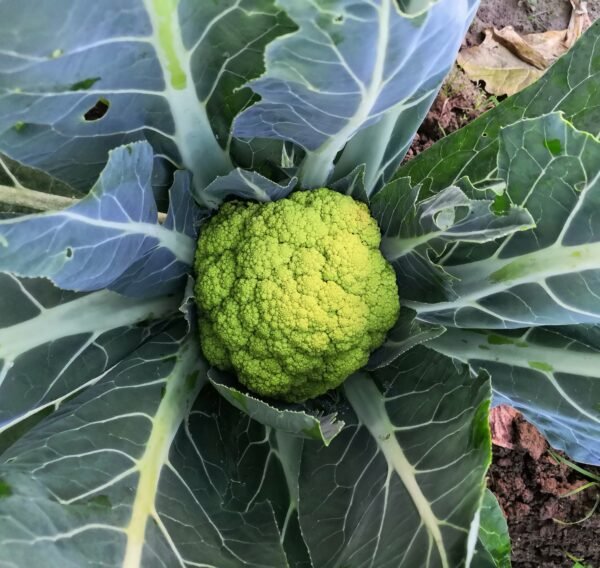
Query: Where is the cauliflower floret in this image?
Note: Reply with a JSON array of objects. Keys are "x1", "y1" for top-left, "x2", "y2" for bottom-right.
[{"x1": 194, "y1": 188, "x2": 400, "y2": 402}]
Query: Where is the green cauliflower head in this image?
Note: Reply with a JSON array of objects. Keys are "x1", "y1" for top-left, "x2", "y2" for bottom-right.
[{"x1": 194, "y1": 188, "x2": 400, "y2": 403}]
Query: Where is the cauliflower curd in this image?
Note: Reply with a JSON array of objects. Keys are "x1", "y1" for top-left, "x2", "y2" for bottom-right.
[{"x1": 194, "y1": 188, "x2": 400, "y2": 402}]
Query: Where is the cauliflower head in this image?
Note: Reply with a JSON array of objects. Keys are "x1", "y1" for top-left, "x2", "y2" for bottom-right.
[{"x1": 194, "y1": 188, "x2": 400, "y2": 403}]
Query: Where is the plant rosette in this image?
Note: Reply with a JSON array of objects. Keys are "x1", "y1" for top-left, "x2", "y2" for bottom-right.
[{"x1": 0, "y1": 1, "x2": 598, "y2": 567}]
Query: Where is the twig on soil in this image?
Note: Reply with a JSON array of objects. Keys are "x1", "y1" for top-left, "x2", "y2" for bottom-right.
[{"x1": 548, "y1": 449, "x2": 600, "y2": 526}]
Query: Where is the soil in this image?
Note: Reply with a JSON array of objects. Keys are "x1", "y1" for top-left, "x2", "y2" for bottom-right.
[
  {"x1": 404, "y1": 1, "x2": 600, "y2": 565},
  {"x1": 469, "y1": 0, "x2": 600, "y2": 45},
  {"x1": 406, "y1": 0, "x2": 600, "y2": 158},
  {"x1": 404, "y1": 66, "x2": 496, "y2": 160},
  {"x1": 488, "y1": 409, "x2": 600, "y2": 567}
]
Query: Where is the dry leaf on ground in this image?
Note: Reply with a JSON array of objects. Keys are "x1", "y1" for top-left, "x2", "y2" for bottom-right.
[
  {"x1": 457, "y1": 28, "x2": 566, "y2": 96},
  {"x1": 458, "y1": 1, "x2": 592, "y2": 96},
  {"x1": 566, "y1": 0, "x2": 592, "y2": 47}
]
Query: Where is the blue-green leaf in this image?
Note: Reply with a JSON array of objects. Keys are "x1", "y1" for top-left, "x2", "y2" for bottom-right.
[
  {"x1": 0, "y1": 274, "x2": 178, "y2": 438},
  {"x1": 367, "y1": 307, "x2": 444, "y2": 369},
  {"x1": 0, "y1": 0, "x2": 292, "y2": 191},
  {"x1": 0, "y1": 322, "x2": 294, "y2": 567},
  {"x1": 371, "y1": 176, "x2": 534, "y2": 303},
  {"x1": 299, "y1": 348, "x2": 491, "y2": 568},
  {"x1": 411, "y1": 114, "x2": 600, "y2": 328},
  {"x1": 329, "y1": 164, "x2": 369, "y2": 204},
  {"x1": 209, "y1": 369, "x2": 344, "y2": 445},
  {"x1": 429, "y1": 325, "x2": 600, "y2": 464},
  {"x1": 397, "y1": 20, "x2": 600, "y2": 194},
  {"x1": 201, "y1": 168, "x2": 296, "y2": 209},
  {"x1": 234, "y1": 0, "x2": 479, "y2": 191},
  {"x1": 0, "y1": 143, "x2": 196, "y2": 296}
]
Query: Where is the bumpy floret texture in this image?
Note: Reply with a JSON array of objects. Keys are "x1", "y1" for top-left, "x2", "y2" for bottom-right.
[{"x1": 194, "y1": 188, "x2": 400, "y2": 403}]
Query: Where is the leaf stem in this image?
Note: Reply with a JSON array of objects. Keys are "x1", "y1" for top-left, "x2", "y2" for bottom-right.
[{"x1": 0, "y1": 184, "x2": 167, "y2": 223}]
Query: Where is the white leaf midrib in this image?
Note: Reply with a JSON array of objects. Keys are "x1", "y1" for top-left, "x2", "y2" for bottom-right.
[
  {"x1": 410, "y1": 240, "x2": 600, "y2": 316},
  {"x1": 432, "y1": 329, "x2": 600, "y2": 381},
  {"x1": 60, "y1": 211, "x2": 195, "y2": 263},
  {"x1": 344, "y1": 374, "x2": 449, "y2": 568},
  {"x1": 300, "y1": 0, "x2": 392, "y2": 186},
  {"x1": 142, "y1": 0, "x2": 232, "y2": 191},
  {"x1": 0, "y1": 291, "x2": 177, "y2": 365},
  {"x1": 122, "y1": 339, "x2": 205, "y2": 568}
]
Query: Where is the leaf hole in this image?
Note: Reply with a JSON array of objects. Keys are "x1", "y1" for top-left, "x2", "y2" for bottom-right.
[
  {"x1": 65, "y1": 247, "x2": 73, "y2": 258},
  {"x1": 333, "y1": 14, "x2": 344, "y2": 23},
  {"x1": 84, "y1": 98, "x2": 109, "y2": 121}
]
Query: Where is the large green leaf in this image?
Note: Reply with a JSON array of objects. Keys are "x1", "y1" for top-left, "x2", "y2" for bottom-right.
[
  {"x1": 409, "y1": 113, "x2": 600, "y2": 328},
  {"x1": 0, "y1": 321, "x2": 305, "y2": 567},
  {"x1": 473, "y1": 490, "x2": 511, "y2": 568},
  {"x1": 429, "y1": 325, "x2": 600, "y2": 464},
  {"x1": 0, "y1": 0, "x2": 292, "y2": 192},
  {"x1": 367, "y1": 307, "x2": 445, "y2": 369},
  {"x1": 396, "y1": 20, "x2": 600, "y2": 194},
  {"x1": 233, "y1": 0, "x2": 479, "y2": 192},
  {"x1": 0, "y1": 143, "x2": 197, "y2": 296},
  {"x1": 0, "y1": 274, "x2": 178, "y2": 435},
  {"x1": 299, "y1": 348, "x2": 491, "y2": 568}
]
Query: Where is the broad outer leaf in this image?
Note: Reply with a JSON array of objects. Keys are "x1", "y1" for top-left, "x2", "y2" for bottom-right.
[
  {"x1": 0, "y1": 321, "x2": 295, "y2": 567},
  {"x1": 411, "y1": 114, "x2": 600, "y2": 328},
  {"x1": 183, "y1": 394, "x2": 312, "y2": 568},
  {"x1": 472, "y1": 490, "x2": 511, "y2": 568},
  {"x1": 0, "y1": 273, "x2": 178, "y2": 438},
  {"x1": 209, "y1": 369, "x2": 344, "y2": 446},
  {"x1": 0, "y1": 143, "x2": 196, "y2": 297},
  {"x1": 234, "y1": 0, "x2": 479, "y2": 191},
  {"x1": 0, "y1": 0, "x2": 292, "y2": 191},
  {"x1": 429, "y1": 326, "x2": 600, "y2": 464},
  {"x1": 299, "y1": 347, "x2": 491, "y2": 568},
  {"x1": 397, "y1": 20, "x2": 600, "y2": 194}
]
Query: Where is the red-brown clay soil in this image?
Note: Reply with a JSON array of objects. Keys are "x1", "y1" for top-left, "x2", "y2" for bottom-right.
[{"x1": 488, "y1": 409, "x2": 600, "y2": 567}]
